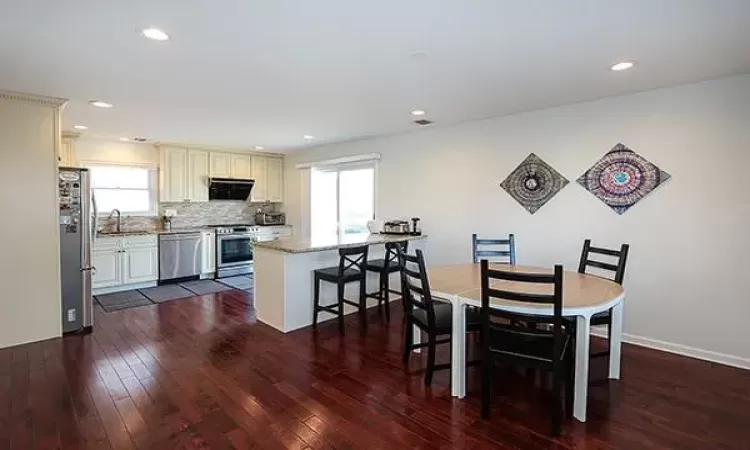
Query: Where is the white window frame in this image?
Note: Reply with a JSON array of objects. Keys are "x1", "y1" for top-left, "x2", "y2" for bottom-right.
[
  {"x1": 81, "y1": 161, "x2": 159, "y2": 217},
  {"x1": 310, "y1": 160, "x2": 379, "y2": 237}
]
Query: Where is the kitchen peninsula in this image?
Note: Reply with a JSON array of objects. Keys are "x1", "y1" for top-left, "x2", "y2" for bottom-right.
[{"x1": 253, "y1": 233, "x2": 426, "y2": 332}]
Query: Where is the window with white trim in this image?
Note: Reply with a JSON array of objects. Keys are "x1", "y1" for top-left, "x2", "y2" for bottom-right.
[
  {"x1": 84, "y1": 163, "x2": 158, "y2": 216},
  {"x1": 310, "y1": 162, "x2": 376, "y2": 238}
]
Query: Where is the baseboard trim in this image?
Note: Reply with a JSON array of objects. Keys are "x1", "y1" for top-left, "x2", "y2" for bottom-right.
[{"x1": 590, "y1": 328, "x2": 750, "y2": 371}]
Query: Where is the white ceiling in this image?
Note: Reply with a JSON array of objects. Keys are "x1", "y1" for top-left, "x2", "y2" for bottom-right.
[{"x1": 2, "y1": 0, "x2": 749, "y2": 152}]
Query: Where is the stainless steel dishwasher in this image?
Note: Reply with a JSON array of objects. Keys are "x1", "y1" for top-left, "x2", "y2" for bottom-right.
[{"x1": 158, "y1": 232, "x2": 203, "y2": 283}]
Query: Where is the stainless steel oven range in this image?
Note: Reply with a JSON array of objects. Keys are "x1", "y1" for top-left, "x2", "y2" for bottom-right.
[{"x1": 210, "y1": 224, "x2": 262, "y2": 278}]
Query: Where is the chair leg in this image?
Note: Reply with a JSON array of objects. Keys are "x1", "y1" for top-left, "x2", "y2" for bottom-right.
[
  {"x1": 481, "y1": 347, "x2": 492, "y2": 419},
  {"x1": 565, "y1": 350, "x2": 575, "y2": 418},
  {"x1": 402, "y1": 317, "x2": 413, "y2": 365},
  {"x1": 359, "y1": 276, "x2": 367, "y2": 329},
  {"x1": 312, "y1": 275, "x2": 321, "y2": 329},
  {"x1": 551, "y1": 359, "x2": 563, "y2": 436},
  {"x1": 424, "y1": 332, "x2": 436, "y2": 386},
  {"x1": 382, "y1": 271, "x2": 390, "y2": 322},
  {"x1": 337, "y1": 281, "x2": 345, "y2": 335}
]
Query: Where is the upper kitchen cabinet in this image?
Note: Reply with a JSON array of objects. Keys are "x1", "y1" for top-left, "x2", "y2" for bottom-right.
[
  {"x1": 159, "y1": 145, "x2": 209, "y2": 202},
  {"x1": 209, "y1": 152, "x2": 231, "y2": 178},
  {"x1": 231, "y1": 153, "x2": 253, "y2": 179},
  {"x1": 59, "y1": 132, "x2": 77, "y2": 166},
  {"x1": 251, "y1": 155, "x2": 284, "y2": 202},
  {"x1": 266, "y1": 157, "x2": 284, "y2": 202},
  {"x1": 187, "y1": 149, "x2": 209, "y2": 202}
]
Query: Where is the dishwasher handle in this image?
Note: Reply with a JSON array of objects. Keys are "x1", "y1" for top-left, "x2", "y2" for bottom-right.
[{"x1": 159, "y1": 232, "x2": 202, "y2": 242}]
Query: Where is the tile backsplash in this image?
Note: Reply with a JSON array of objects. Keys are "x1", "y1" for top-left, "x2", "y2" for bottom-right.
[
  {"x1": 160, "y1": 201, "x2": 257, "y2": 228},
  {"x1": 97, "y1": 201, "x2": 279, "y2": 232}
]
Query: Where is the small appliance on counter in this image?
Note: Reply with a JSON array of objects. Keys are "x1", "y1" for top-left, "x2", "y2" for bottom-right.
[
  {"x1": 382, "y1": 220, "x2": 411, "y2": 235},
  {"x1": 255, "y1": 211, "x2": 286, "y2": 226}
]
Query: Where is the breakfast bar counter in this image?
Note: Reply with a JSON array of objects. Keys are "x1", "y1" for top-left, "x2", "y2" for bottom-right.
[{"x1": 253, "y1": 233, "x2": 426, "y2": 332}]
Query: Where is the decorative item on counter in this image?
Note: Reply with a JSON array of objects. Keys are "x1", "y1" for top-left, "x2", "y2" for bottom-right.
[
  {"x1": 367, "y1": 220, "x2": 383, "y2": 234},
  {"x1": 500, "y1": 153, "x2": 569, "y2": 214},
  {"x1": 163, "y1": 208, "x2": 177, "y2": 232},
  {"x1": 577, "y1": 143, "x2": 671, "y2": 214},
  {"x1": 410, "y1": 217, "x2": 421, "y2": 236}
]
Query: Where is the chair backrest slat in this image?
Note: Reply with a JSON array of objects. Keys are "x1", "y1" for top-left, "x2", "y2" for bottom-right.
[
  {"x1": 480, "y1": 260, "x2": 565, "y2": 364},
  {"x1": 473, "y1": 233, "x2": 516, "y2": 264},
  {"x1": 578, "y1": 239, "x2": 629, "y2": 285},
  {"x1": 338, "y1": 245, "x2": 368, "y2": 277},
  {"x1": 398, "y1": 248, "x2": 439, "y2": 327},
  {"x1": 384, "y1": 241, "x2": 408, "y2": 269}
]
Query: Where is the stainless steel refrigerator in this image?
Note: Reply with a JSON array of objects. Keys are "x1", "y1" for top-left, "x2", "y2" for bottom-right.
[{"x1": 59, "y1": 167, "x2": 96, "y2": 334}]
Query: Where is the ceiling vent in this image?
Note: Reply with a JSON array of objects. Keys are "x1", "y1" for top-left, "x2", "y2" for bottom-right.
[
  {"x1": 413, "y1": 119, "x2": 433, "y2": 126},
  {"x1": 132, "y1": 137, "x2": 149, "y2": 143}
]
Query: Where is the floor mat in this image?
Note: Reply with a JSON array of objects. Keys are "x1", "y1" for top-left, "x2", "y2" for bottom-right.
[
  {"x1": 180, "y1": 279, "x2": 234, "y2": 295},
  {"x1": 139, "y1": 284, "x2": 195, "y2": 303},
  {"x1": 217, "y1": 275, "x2": 253, "y2": 290},
  {"x1": 96, "y1": 290, "x2": 153, "y2": 312}
]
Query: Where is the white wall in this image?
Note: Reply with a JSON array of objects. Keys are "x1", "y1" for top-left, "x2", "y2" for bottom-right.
[
  {"x1": 285, "y1": 74, "x2": 750, "y2": 367},
  {"x1": 0, "y1": 93, "x2": 64, "y2": 348},
  {"x1": 74, "y1": 137, "x2": 159, "y2": 167}
]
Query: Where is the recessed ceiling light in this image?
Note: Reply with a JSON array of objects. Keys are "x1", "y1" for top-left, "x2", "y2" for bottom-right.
[
  {"x1": 119, "y1": 137, "x2": 130, "y2": 142},
  {"x1": 610, "y1": 61, "x2": 635, "y2": 71},
  {"x1": 89, "y1": 100, "x2": 113, "y2": 108},
  {"x1": 254, "y1": 146, "x2": 265, "y2": 150},
  {"x1": 411, "y1": 109, "x2": 426, "y2": 116},
  {"x1": 303, "y1": 135, "x2": 314, "y2": 140},
  {"x1": 73, "y1": 125, "x2": 88, "y2": 130},
  {"x1": 141, "y1": 28, "x2": 170, "y2": 41}
]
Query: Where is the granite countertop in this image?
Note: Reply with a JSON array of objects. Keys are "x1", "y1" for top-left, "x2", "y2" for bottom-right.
[
  {"x1": 253, "y1": 233, "x2": 426, "y2": 254},
  {"x1": 96, "y1": 224, "x2": 293, "y2": 238}
]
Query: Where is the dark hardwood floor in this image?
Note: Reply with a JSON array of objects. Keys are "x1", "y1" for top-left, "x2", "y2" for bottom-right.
[{"x1": 0, "y1": 290, "x2": 748, "y2": 449}]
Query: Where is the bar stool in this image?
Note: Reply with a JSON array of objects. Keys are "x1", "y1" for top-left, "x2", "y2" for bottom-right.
[
  {"x1": 312, "y1": 245, "x2": 369, "y2": 334},
  {"x1": 365, "y1": 240, "x2": 408, "y2": 322}
]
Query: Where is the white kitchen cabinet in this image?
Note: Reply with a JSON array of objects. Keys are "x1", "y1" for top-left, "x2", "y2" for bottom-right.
[
  {"x1": 93, "y1": 235, "x2": 158, "y2": 293},
  {"x1": 249, "y1": 156, "x2": 284, "y2": 202},
  {"x1": 188, "y1": 149, "x2": 209, "y2": 202},
  {"x1": 266, "y1": 157, "x2": 284, "y2": 202},
  {"x1": 123, "y1": 246, "x2": 159, "y2": 284},
  {"x1": 92, "y1": 248, "x2": 122, "y2": 288},
  {"x1": 250, "y1": 155, "x2": 267, "y2": 202},
  {"x1": 161, "y1": 146, "x2": 188, "y2": 202},
  {"x1": 231, "y1": 154, "x2": 253, "y2": 179},
  {"x1": 161, "y1": 146, "x2": 209, "y2": 202},
  {"x1": 210, "y1": 152, "x2": 231, "y2": 178},
  {"x1": 60, "y1": 135, "x2": 76, "y2": 166},
  {"x1": 201, "y1": 231, "x2": 216, "y2": 274}
]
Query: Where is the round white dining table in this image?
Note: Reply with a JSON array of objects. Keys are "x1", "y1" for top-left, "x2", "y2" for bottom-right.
[{"x1": 422, "y1": 263, "x2": 626, "y2": 423}]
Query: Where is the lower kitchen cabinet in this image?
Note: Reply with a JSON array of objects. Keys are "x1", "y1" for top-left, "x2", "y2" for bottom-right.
[
  {"x1": 93, "y1": 235, "x2": 158, "y2": 293},
  {"x1": 92, "y1": 249, "x2": 122, "y2": 288},
  {"x1": 201, "y1": 230, "x2": 216, "y2": 274},
  {"x1": 123, "y1": 246, "x2": 159, "y2": 284}
]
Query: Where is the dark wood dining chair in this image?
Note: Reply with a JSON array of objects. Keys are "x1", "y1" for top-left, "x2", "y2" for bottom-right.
[
  {"x1": 399, "y1": 248, "x2": 481, "y2": 386},
  {"x1": 312, "y1": 245, "x2": 369, "y2": 334},
  {"x1": 365, "y1": 240, "x2": 408, "y2": 322},
  {"x1": 575, "y1": 239, "x2": 629, "y2": 369},
  {"x1": 479, "y1": 261, "x2": 574, "y2": 436},
  {"x1": 472, "y1": 233, "x2": 516, "y2": 264}
]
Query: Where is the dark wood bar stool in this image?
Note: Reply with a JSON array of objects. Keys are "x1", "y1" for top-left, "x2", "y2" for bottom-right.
[
  {"x1": 312, "y1": 245, "x2": 369, "y2": 334},
  {"x1": 365, "y1": 240, "x2": 408, "y2": 322},
  {"x1": 399, "y1": 248, "x2": 481, "y2": 386}
]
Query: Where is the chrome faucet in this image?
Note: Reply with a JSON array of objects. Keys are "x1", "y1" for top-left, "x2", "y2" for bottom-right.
[{"x1": 108, "y1": 209, "x2": 122, "y2": 233}]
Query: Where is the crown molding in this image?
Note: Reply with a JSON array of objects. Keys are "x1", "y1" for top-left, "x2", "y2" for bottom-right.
[
  {"x1": 0, "y1": 90, "x2": 67, "y2": 108},
  {"x1": 152, "y1": 140, "x2": 286, "y2": 158}
]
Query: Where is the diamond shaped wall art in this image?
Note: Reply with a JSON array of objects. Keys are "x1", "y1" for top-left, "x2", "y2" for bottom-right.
[
  {"x1": 500, "y1": 153, "x2": 569, "y2": 214},
  {"x1": 577, "y1": 143, "x2": 671, "y2": 214}
]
